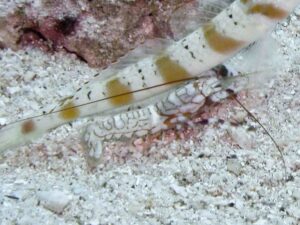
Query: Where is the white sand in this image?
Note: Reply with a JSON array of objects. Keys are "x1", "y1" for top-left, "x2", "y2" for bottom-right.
[{"x1": 0, "y1": 6, "x2": 300, "y2": 225}]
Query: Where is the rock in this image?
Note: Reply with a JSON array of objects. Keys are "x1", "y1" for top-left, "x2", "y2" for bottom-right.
[
  {"x1": 226, "y1": 157, "x2": 242, "y2": 176},
  {"x1": 37, "y1": 190, "x2": 72, "y2": 214},
  {"x1": 0, "y1": 0, "x2": 190, "y2": 68}
]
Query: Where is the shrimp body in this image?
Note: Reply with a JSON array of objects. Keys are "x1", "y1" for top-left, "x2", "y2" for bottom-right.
[{"x1": 84, "y1": 65, "x2": 244, "y2": 161}]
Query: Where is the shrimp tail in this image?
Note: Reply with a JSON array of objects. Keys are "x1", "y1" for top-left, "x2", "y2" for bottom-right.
[
  {"x1": 0, "y1": 121, "x2": 36, "y2": 154},
  {"x1": 0, "y1": 114, "x2": 65, "y2": 154}
]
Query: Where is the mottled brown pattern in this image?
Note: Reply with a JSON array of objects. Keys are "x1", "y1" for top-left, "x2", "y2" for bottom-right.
[
  {"x1": 106, "y1": 78, "x2": 133, "y2": 106},
  {"x1": 156, "y1": 55, "x2": 191, "y2": 83},
  {"x1": 59, "y1": 102, "x2": 80, "y2": 120},
  {"x1": 203, "y1": 23, "x2": 244, "y2": 54},
  {"x1": 248, "y1": 4, "x2": 288, "y2": 20},
  {"x1": 21, "y1": 120, "x2": 35, "y2": 134}
]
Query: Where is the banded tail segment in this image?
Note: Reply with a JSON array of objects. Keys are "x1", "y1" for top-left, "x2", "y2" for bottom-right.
[
  {"x1": 0, "y1": 100, "x2": 87, "y2": 154},
  {"x1": 0, "y1": 0, "x2": 299, "y2": 154}
]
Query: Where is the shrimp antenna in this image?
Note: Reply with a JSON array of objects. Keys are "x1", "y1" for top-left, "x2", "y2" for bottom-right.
[{"x1": 232, "y1": 96, "x2": 288, "y2": 182}]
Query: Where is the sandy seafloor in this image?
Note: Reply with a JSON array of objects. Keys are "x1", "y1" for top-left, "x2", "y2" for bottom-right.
[{"x1": 0, "y1": 6, "x2": 300, "y2": 225}]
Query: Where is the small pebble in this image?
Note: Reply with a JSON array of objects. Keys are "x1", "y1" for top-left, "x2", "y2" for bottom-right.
[
  {"x1": 228, "y1": 127, "x2": 254, "y2": 149},
  {"x1": 287, "y1": 204, "x2": 300, "y2": 219},
  {"x1": 6, "y1": 86, "x2": 20, "y2": 94},
  {"x1": 231, "y1": 111, "x2": 247, "y2": 124},
  {"x1": 18, "y1": 215, "x2": 39, "y2": 225},
  {"x1": 294, "y1": 6, "x2": 300, "y2": 16},
  {"x1": 24, "y1": 71, "x2": 36, "y2": 82},
  {"x1": 0, "y1": 117, "x2": 7, "y2": 125},
  {"x1": 227, "y1": 158, "x2": 242, "y2": 176},
  {"x1": 37, "y1": 190, "x2": 72, "y2": 214},
  {"x1": 170, "y1": 183, "x2": 188, "y2": 198},
  {"x1": 253, "y1": 219, "x2": 268, "y2": 225},
  {"x1": 291, "y1": 188, "x2": 300, "y2": 200}
]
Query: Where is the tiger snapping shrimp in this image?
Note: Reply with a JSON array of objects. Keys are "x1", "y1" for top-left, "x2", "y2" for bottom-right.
[{"x1": 0, "y1": 0, "x2": 299, "y2": 165}]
